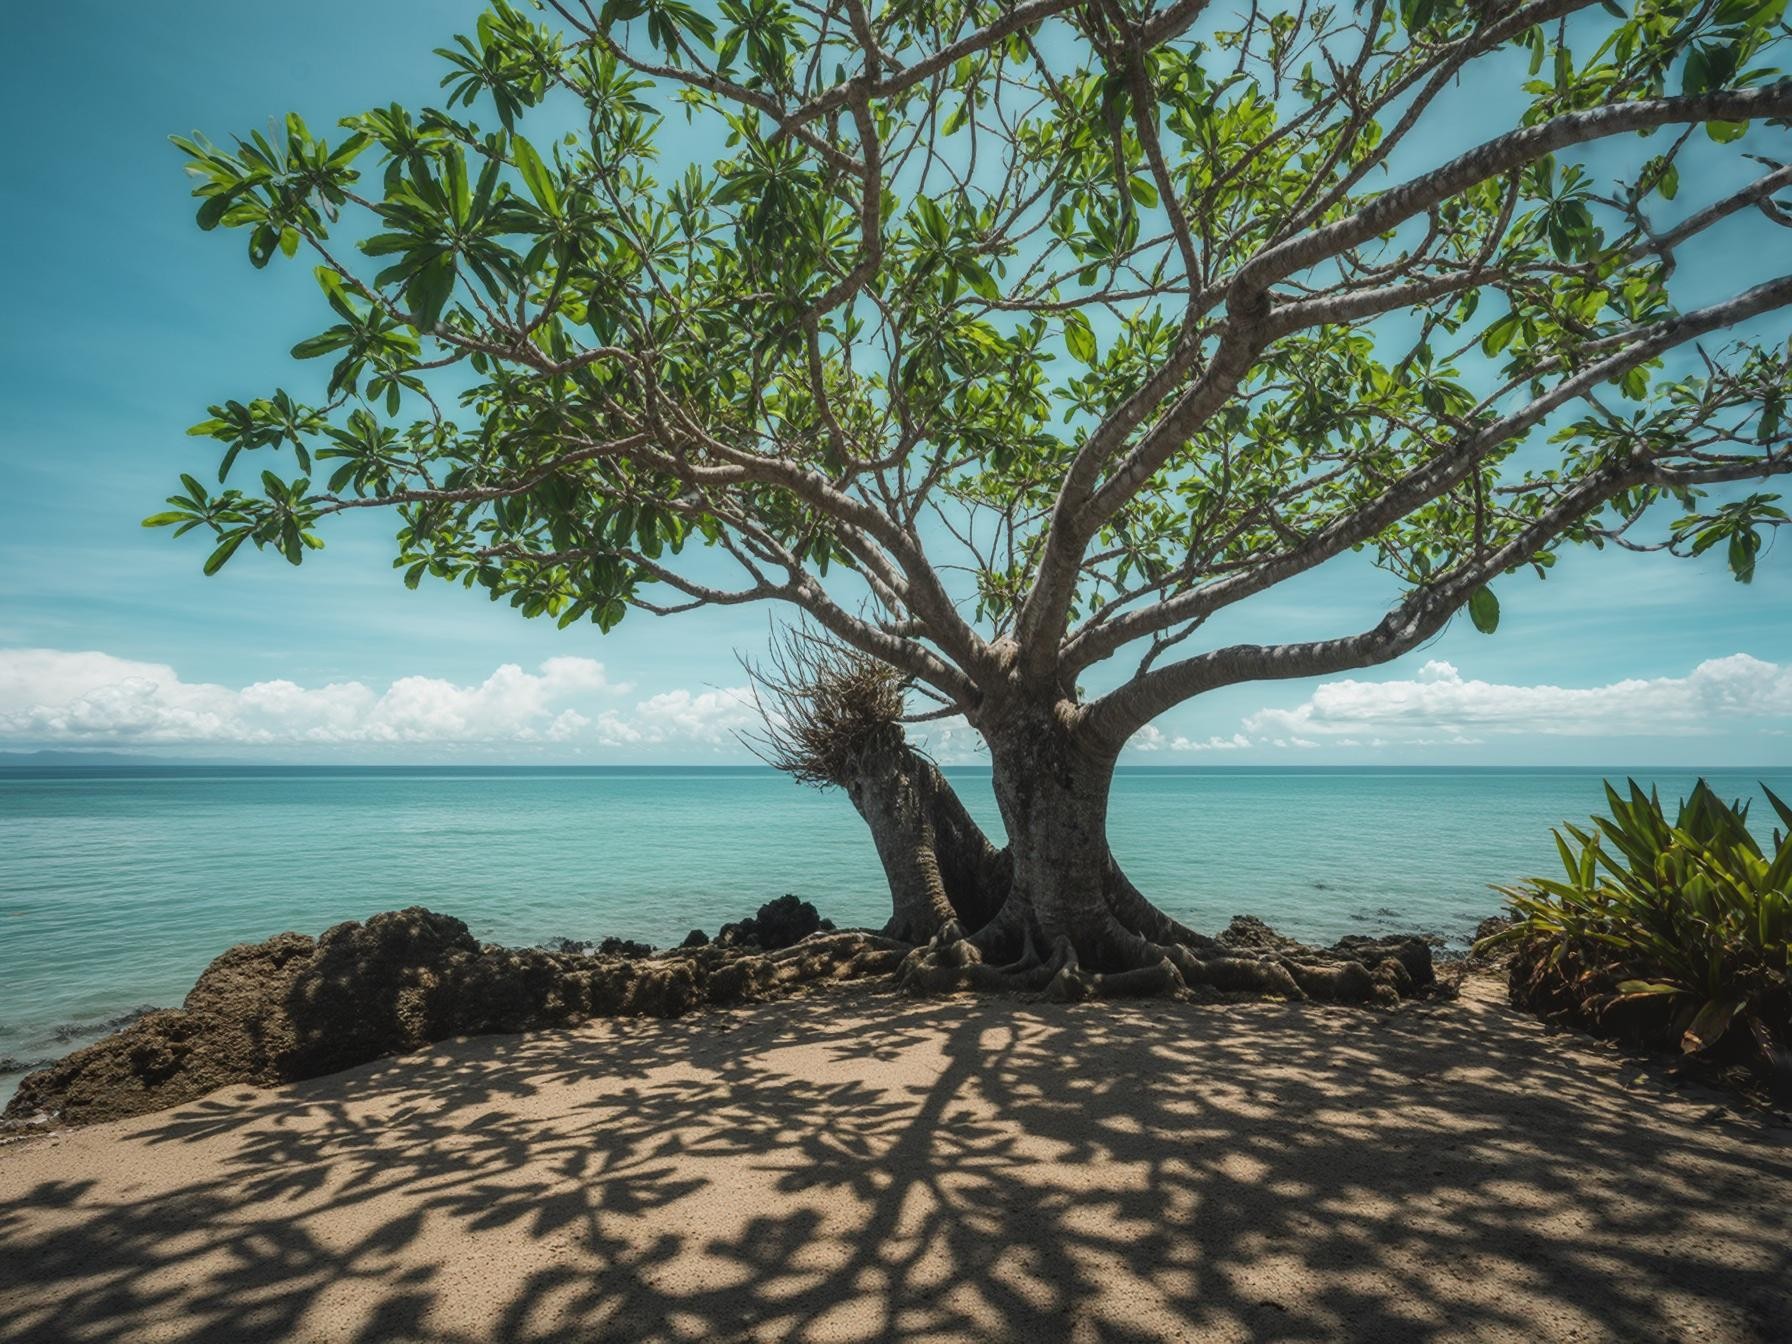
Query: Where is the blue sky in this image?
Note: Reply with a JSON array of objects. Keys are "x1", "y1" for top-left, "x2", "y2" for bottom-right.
[{"x1": 1, "y1": 1, "x2": 1788, "y2": 765}]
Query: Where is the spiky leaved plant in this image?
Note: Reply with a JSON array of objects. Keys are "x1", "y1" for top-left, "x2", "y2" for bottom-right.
[{"x1": 1485, "y1": 779, "x2": 1792, "y2": 1088}]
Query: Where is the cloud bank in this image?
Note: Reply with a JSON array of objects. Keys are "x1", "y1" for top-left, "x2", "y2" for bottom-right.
[
  {"x1": 1129, "y1": 653, "x2": 1791, "y2": 753},
  {"x1": 0, "y1": 649, "x2": 755, "y2": 751},
  {"x1": 3, "y1": 648, "x2": 1783, "y2": 758}
]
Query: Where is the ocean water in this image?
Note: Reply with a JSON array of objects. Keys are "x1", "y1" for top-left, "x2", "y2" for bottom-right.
[{"x1": 3, "y1": 765, "x2": 1789, "y2": 1101}]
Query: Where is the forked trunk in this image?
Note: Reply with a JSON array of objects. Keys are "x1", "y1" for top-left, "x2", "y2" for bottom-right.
[
  {"x1": 760, "y1": 651, "x2": 1434, "y2": 1005},
  {"x1": 894, "y1": 702, "x2": 1436, "y2": 1004}
]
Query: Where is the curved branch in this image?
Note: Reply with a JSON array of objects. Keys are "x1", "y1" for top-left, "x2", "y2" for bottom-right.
[
  {"x1": 1020, "y1": 84, "x2": 1792, "y2": 670},
  {"x1": 1083, "y1": 447, "x2": 1792, "y2": 746},
  {"x1": 1063, "y1": 271, "x2": 1792, "y2": 675}
]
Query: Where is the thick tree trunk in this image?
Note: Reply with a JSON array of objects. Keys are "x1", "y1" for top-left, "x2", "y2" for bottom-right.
[
  {"x1": 892, "y1": 703, "x2": 1435, "y2": 1005},
  {"x1": 756, "y1": 643, "x2": 1433, "y2": 1006}
]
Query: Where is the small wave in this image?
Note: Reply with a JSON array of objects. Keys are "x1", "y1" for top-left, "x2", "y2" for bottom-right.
[{"x1": 48, "y1": 1005, "x2": 159, "y2": 1045}]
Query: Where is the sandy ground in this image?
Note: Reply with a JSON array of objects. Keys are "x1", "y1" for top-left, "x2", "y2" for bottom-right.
[{"x1": 1, "y1": 972, "x2": 1788, "y2": 1344}]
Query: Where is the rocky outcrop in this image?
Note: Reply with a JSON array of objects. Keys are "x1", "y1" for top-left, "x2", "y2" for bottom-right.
[
  {"x1": 3, "y1": 906, "x2": 901, "y2": 1129},
  {"x1": 713, "y1": 894, "x2": 835, "y2": 950}
]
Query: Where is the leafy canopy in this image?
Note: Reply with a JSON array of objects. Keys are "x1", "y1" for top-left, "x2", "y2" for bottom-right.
[{"x1": 153, "y1": 0, "x2": 1792, "y2": 737}]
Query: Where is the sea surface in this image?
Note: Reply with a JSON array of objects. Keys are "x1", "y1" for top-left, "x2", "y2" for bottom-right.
[{"x1": 4, "y1": 765, "x2": 1790, "y2": 1103}]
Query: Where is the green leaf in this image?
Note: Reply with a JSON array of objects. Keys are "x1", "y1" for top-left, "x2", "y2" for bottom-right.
[
  {"x1": 913, "y1": 196, "x2": 949, "y2": 244},
  {"x1": 511, "y1": 134, "x2": 559, "y2": 212},
  {"x1": 1467, "y1": 586, "x2": 1500, "y2": 634},
  {"x1": 1400, "y1": 0, "x2": 1438, "y2": 28},
  {"x1": 406, "y1": 251, "x2": 456, "y2": 331},
  {"x1": 956, "y1": 258, "x2": 1001, "y2": 303},
  {"x1": 202, "y1": 531, "x2": 249, "y2": 576},
  {"x1": 1063, "y1": 311, "x2": 1097, "y2": 365},
  {"x1": 141, "y1": 512, "x2": 191, "y2": 528},
  {"x1": 196, "y1": 192, "x2": 236, "y2": 231},
  {"x1": 1728, "y1": 529, "x2": 1759, "y2": 583},
  {"x1": 291, "y1": 329, "x2": 353, "y2": 359},
  {"x1": 1481, "y1": 313, "x2": 1520, "y2": 357}
]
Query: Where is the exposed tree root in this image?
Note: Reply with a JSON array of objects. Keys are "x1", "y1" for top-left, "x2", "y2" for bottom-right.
[{"x1": 896, "y1": 870, "x2": 1435, "y2": 1007}]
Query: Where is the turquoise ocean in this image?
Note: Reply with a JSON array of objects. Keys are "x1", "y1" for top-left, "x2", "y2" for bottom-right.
[{"x1": 4, "y1": 765, "x2": 1790, "y2": 1102}]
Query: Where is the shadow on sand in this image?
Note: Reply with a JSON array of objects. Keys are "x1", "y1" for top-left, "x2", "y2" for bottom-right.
[{"x1": 2, "y1": 977, "x2": 1789, "y2": 1342}]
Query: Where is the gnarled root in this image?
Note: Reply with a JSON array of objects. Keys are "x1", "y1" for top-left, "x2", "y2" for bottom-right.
[
  {"x1": 894, "y1": 866, "x2": 1435, "y2": 1007},
  {"x1": 688, "y1": 930, "x2": 913, "y2": 1006}
]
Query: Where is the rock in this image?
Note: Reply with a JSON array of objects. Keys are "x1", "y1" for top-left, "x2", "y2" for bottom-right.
[
  {"x1": 680, "y1": 928, "x2": 710, "y2": 949},
  {"x1": 597, "y1": 936, "x2": 655, "y2": 959},
  {"x1": 1218, "y1": 915, "x2": 1294, "y2": 952},
  {"x1": 48, "y1": 1006, "x2": 158, "y2": 1044},
  {"x1": 1473, "y1": 915, "x2": 1513, "y2": 944},
  {"x1": 2, "y1": 905, "x2": 869, "y2": 1130},
  {"x1": 714, "y1": 895, "x2": 831, "y2": 951},
  {"x1": 542, "y1": 935, "x2": 653, "y2": 958}
]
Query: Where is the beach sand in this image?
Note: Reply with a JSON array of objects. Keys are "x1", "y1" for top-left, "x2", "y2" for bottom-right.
[{"x1": 2, "y1": 971, "x2": 1787, "y2": 1343}]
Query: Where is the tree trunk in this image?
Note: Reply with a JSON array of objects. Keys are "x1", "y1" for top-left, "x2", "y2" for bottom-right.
[
  {"x1": 892, "y1": 703, "x2": 1436, "y2": 1005},
  {"x1": 840, "y1": 729, "x2": 1009, "y2": 944}
]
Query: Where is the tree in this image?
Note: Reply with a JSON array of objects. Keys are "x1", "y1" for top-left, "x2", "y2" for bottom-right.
[{"x1": 155, "y1": 0, "x2": 1792, "y2": 1000}]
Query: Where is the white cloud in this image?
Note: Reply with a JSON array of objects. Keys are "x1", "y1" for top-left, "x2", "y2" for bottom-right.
[
  {"x1": 10, "y1": 647, "x2": 1785, "y2": 760},
  {"x1": 589, "y1": 687, "x2": 759, "y2": 747},
  {"x1": 0, "y1": 648, "x2": 752, "y2": 751},
  {"x1": 1130, "y1": 725, "x2": 1253, "y2": 753},
  {"x1": 909, "y1": 714, "x2": 992, "y2": 764},
  {"x1": 1124, "y1": 653, "x2": 1792, "y2": 755},
  {"x1": 1243, "y1": 654, "x2": 1792, "y2": 741}
]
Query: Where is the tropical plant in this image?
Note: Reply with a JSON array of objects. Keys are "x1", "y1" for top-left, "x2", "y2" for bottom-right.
[
  {"x1": 151, "y1": 0, "x2": 1792, "y2": 1000},
  {"x1": 1486, "y1": 780, "x2": 1792, "y2": 1087}
]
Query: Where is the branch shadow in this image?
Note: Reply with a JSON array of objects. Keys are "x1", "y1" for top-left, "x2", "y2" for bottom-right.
[{"x1": 2, "y1": 979, "x2": 1789, "y2": 1343}]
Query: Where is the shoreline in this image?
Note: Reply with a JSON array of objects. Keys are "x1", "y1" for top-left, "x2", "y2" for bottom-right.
[
  {"x1": 3, "y1": 970, "x2": 1787, "y2": 1342},
  {"x1": 1, "y1": 905, "x2": 1441, "y2": 1131}
]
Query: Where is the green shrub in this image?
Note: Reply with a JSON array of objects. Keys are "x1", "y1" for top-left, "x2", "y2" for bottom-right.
[{"x1": 1483, "y1": 779, "x2": 1791, "y2": 1089}]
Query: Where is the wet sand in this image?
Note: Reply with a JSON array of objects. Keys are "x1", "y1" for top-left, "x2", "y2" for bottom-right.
[{"x1": 2, "y1": 972, "x2": 1788, "y2": 1343}]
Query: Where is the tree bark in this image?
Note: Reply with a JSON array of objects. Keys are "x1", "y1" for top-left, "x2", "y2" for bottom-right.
[
  {"x1": 889, "y1": 702, "x2": 1436, "y2": 1004},
  {"x1": 840, "y1": 729, "x2": 1009, "y2": 944}
]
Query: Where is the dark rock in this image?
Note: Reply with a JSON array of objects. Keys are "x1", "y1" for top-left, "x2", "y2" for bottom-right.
[
  {"x1": 540, "y1": 935, "x2": 654, "y2": 958},
  {"x1": 596, "y1": 936, "x2": 655, "y2": 959},
  {"x1": 49, "y1": 1006, "x2": 159, "y2": 1045},
  {"x1": 1218, "y1": 915, "x2": 1293, "y2": 951},
  {"x1": 680, "y1": 928, "x2": 710, "y2": 949},
  {"x1": 714, "y1": 894, "x2": 829, "y2": 952},
  {"x1": 3, "y1": 905, "x2": 868, "y2": 1130},
  {"x1": 1473, "y1": 915, "x2": 1513, "y2": 944}
]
